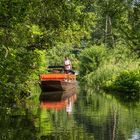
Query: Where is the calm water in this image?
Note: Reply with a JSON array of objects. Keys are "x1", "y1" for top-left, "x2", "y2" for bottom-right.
[{"x1": 0, "y1": 86, "x2": 140, "y2": 140}]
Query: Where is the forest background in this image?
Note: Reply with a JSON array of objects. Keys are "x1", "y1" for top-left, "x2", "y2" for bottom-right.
[{"x1": 0, "y1": 0, "x2": 140, "y2": 106}]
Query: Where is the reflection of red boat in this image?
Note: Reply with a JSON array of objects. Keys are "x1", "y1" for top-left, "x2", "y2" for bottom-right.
[
  {"x1": 40, "y1": 94, "x2": 77, "y2": 111},
  {"x1": 39, "y1": 68, "x2": 77, "y2": 91},
  {"x1": 40, "y1": 89, "x2": 77, "y2": 111},
  {"x1": 40, "y1": 100, "x2": 67, "y2": 111}
]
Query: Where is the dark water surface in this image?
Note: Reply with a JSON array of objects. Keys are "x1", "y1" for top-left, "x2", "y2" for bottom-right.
[{"x1": 1, "y1": 87, "x2": 140, "y2": 140}]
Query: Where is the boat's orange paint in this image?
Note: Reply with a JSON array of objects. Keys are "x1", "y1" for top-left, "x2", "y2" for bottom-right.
[{"x1": 40, "y1": 73, "x2": 76, "y2": 81}]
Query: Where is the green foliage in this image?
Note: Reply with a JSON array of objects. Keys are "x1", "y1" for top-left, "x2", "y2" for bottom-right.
[
  {"x1": 87, "y1": 0, "x2": 140, "y2": 55},
  {"x1": 0, "y1": 46, "x2": 47, "y2": 106},
  {"x1": 84, "y1": 65, "x2": 117, "y2": 90},
  {"x1": 108, "y1": 69, "x2": 140, "y2": 97},
  {"x1": 1, "y1": 0, "x2": 140, "y2": 105},
  {"x1": 103, "y1": 46, "x2": 140, "y2": 99},
  {"x1": 80, "y1": 44, "x2": 140, "y2": 98},
  {"x1": 47, "y1": 42, "x2": 79, "y2": 71},
  {"x1": 0, "y1": 0, "x2": 96, "y2": 106},
  {"x1": 47, "y1": 43, "x2": 71, "y2": 66},
  {"x1": 79, "y1": 44, "x2": 106, "y2": 76}
]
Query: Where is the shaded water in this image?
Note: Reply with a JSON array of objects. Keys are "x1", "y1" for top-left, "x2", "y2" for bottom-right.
[{"x1": 1, "y1": 86, "x2": 140, "y2": 140}]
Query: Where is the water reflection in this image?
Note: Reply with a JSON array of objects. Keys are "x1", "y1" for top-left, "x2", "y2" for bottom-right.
[
  {"x1": 1, "y1": 86, "x2": 140, "y2": 140},
  {"x1": 37, "y1": 89, "x2": 78, "y2": 139},
  {"x1": 0, "y1": 107, "x2": 37, "y2": 140},
  {"x1": 34, "y1": 88, "x2": 140, "y2": 140},
  {"x1": 40, "y1": 89, "x2": 77, "y2": 115},
  {"x1": 75, "y1": 88, "x2": 140, "y2": 140}
]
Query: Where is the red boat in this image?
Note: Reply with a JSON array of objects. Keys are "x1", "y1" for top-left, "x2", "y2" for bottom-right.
[{"x1": 39, "y1": 66, "x2": 77, "y2": 92}]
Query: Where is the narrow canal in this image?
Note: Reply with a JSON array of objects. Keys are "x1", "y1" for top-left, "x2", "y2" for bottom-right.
[{"x1": 0, "y1": 85, "x2": 140, "y2": 140}]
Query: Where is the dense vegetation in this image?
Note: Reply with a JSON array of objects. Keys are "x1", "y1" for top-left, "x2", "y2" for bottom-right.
[
  {"x1": 79, "y1": 0, "x2": 140, "y2": 100},
  {"x1": 0, "y1": 0, "x2": 140, "y2": 106},
  {"x1": 0, "y1": 0, "x2": 94, "y2": 105},
  {"x1": 1, "y1": 1, "x2": 140, "y2": 140}
]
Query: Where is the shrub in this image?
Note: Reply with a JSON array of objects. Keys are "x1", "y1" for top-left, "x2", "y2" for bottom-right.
[
  {"x1": 79, "y1": 44, "x2": 106, "y2": 76},
  {"x1": 107, "y1": 69, "x2": 140, "y2": 99}
]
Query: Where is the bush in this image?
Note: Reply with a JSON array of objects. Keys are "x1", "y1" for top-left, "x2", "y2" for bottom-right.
[
  {"x1": 112, "y1": 69, "x2": 140, "y2": 93},
  {"x1": 79, "y1": 44, "x2": 106, "y2": 77}
]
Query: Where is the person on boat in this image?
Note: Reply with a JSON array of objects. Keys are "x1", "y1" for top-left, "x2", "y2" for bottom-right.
[{"x1": 64, "y1": 57, "x2": 75, "y2": 74}]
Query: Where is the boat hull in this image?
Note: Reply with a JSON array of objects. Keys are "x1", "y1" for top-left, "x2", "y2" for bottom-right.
[{"x1": 40, "y1": 80, "x2": 77, "y2": 92}]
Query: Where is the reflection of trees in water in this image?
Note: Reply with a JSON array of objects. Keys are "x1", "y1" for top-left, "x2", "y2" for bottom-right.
[
  {"x1": 74, "y1": 88, "x2": 140, "y2": 140},
  {"x1": 74, "y1": 108, "x2": 123, "y2": 140},
  {"x1": 109, "y1": 92, "x2": 140, "y2": 108},
  {"x1": 38, "y1": 90, "x2": 78, "y2": 138},
  {"x1": 0, "y1": 108, "x2": 36, "y2": 140}
]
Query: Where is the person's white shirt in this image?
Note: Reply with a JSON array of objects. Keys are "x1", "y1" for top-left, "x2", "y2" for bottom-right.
[{"x1": 64, "y1": 59, "x2": 71, "y2": 70}]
